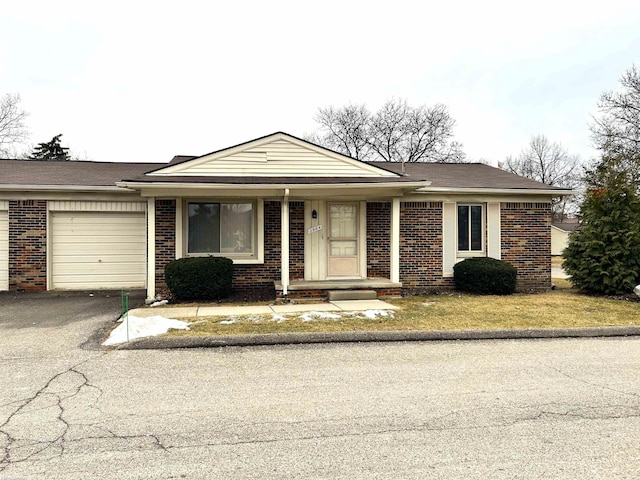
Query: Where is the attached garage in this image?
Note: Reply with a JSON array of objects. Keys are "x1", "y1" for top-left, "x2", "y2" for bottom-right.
[
  {"x1": 0, "y1": 201, "x2": 8, "y2": 291},
  {"x1": 50, "y1": 202, "x2": 147, "y2": 290}
]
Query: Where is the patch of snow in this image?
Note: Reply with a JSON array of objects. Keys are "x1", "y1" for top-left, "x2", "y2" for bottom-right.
[
  {"x1": 150, "y1": 300, "x2": 169, "y2": 307},
  {"x1": 103, "y1": 315, "x2": 190, "y2": 345},
  {"x1": 300, "y1": 311, "x2": 342, "y2": 322},
  {"x1": 219, "y1": 319, "x2": 236, "y2": 325},
  {"x1": 273, "y1": 314, "x2": 286, "y2": 323},
  {"x1": 360, "y1": 309, "x2": 393, "y2": 319}
]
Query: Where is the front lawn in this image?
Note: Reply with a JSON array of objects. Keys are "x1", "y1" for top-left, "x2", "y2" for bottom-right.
[{"x1": 166, "y1": 280, "x2": 640, "y2": 337}]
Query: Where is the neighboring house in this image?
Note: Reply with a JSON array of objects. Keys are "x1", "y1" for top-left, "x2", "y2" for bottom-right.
[
  {"x1": 0, "y1": 132, "x2": 572, "y2": 300},
  {"x1": 551, "y1": 221, "x2": 580, "y2": 256}
]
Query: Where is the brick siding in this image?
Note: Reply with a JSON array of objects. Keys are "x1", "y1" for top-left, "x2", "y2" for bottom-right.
[
  {"x1": 9, "y1": 200, "x2": 47, "y2": 291},
  {"x1": 232, "y1": 201, "x2": 281, "y2": 291},
  {"x1": 501, "y1": 202, "x2": 552, "y2": 291},
  {"x1": 400, "y1": 201, "x2": 454, "y2": 292},
  {"x1": 367, "y1": 202, "x2": 391, "y2": 279},
  {"x1": 155, "y1": 199, "x2": 176, "y2": 289},
  {"x1": 289, "y1": 201, "x2": 304, "y2": 280}
]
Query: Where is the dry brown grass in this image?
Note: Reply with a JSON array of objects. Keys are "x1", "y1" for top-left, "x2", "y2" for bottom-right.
[{"x1": 166, "y1": 280, "x2": 640, "y2": 337}]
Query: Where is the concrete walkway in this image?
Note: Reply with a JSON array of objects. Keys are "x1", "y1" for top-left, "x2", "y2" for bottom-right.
[{"x1": 128, "y1": 299, "x2": 399, "y2": 320}]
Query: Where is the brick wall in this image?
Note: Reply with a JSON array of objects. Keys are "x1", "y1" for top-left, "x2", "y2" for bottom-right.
[
  {"x1": 155, "y1": 199, "x2": 176, "y2": 289},
  {"x1": 367, "y1": 202, "x2": 391, "y2": 278},
  {"x1": 9, "y1": 200, "x2": 47, "y2": 291},
  {"x1": 501, "y1": 202, "x2": 552, "y2": 291},
  {"x1": 233, "y1": 200, "x2": 281, "y2": 290},
  {"x1": 399, "y1": 201, "x2": 454, "y2": 291},
  {"x1": 289, "y1": 201, "x2": 304, "y2": 280}
]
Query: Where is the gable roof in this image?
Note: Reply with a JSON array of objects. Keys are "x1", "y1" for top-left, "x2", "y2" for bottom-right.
[
  {"x1": 0, "y1": 134, "x2": 573, "y2": 196},
  {"x1": 146, "y1": 132, "x2": 399, "y2": 178}
]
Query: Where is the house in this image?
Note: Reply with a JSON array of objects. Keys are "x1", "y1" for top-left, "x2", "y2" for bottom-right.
[
  {"x1": 0, "y1": 132, "x2": 572, "y2": 300},
  {"x1": 551, "y1": 221, "x2": 579, "y2": 256}
]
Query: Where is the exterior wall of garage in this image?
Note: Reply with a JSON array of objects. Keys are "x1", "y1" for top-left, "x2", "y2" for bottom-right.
[
  {"x1": 3, "y1": 197, "x2": 147, "y2": 292},
  {"x1": 9, "y1": 200, "x2": 47, "y2": 291}
]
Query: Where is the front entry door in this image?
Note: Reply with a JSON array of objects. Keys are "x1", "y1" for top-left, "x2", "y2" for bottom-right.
[{"x1": 327, "y1": 203, "x2": 359, "y2": 277}]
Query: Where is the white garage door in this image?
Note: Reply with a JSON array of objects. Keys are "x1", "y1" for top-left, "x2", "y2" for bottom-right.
[
  {"x1": 51, "y1": 211, "x2": 146, "y2": 290},
  {"x1": 0, "y1": 207, "x2": 8, "y2": 291}
]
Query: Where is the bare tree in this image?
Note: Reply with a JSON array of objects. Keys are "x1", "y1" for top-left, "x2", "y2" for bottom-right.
[
  {"x1": 0, "y1": 93, "x2": 29, "y2": 157},
  {"x1": 311, "y1": 103, "x2": 371, "y2": 161},
  {"x1": 506, "y1": 135, "x2": 582, "y2": 221},
  {"x1": 591, "y1": 64, "x2": 640, "y2": 157},
  {"x1": 307, "y1": 98, "x2": 465, "y2": 163}
]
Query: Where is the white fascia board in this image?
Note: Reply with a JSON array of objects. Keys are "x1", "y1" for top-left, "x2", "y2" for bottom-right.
[
  {"x1": 118, "y1": 181, "x2": 431, "y2": 196},
  {"x1": 415, "y1": 186, "x2": 574, "y2": 196}
]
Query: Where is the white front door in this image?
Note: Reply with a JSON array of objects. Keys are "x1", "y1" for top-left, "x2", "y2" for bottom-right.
[{"x1": 327, "y1": 203, "x2": 359, "y2": 277}]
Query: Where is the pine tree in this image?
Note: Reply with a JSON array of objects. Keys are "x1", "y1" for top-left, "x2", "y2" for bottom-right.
[
  {"x1": 29, "y1": 134, "x2": 70, "y2": 161},
  {"x1": 563, "y1": 154, "x2": 640, "y2": 294}
]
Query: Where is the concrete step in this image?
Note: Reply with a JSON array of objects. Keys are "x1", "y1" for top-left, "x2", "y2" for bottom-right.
[{"x1": 328, "y1": 290, "x2": 377, "y2": 301}]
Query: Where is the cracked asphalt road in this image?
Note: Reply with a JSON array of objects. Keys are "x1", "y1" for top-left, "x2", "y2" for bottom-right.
[{"x1": 1, "y1": 293, "x2": 640, "y2": 479}]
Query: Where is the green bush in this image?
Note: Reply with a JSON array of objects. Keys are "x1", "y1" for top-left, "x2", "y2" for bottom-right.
[
  {"x1": 563, "y1": 156, "x2": 640, "y2": 295},
  {"x1": 164, "y1": 256, "x2": 233, "y2": 301},
  {"x1": 453, "y1": 257, "x2": 517, "y2": 295}
]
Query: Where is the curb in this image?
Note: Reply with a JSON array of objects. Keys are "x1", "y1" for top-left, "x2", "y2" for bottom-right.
[{"x1": 113, "y1": 326, "x2": 640, "y2": 350}]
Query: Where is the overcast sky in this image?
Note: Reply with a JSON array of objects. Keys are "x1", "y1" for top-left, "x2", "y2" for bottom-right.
[{"x1": 1, "y1": 0, "x2": 638, "y2": 165}]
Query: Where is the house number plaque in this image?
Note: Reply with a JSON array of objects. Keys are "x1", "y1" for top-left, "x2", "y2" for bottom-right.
[{"x1": 307, "y1": 224, "x2": 323, "y2": 234}]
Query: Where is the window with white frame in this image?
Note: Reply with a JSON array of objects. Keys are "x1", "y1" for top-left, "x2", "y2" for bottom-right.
[
  {"x1": 187, "y1": 201, "x2": 256, "y2": 258},
  {"x1": 457, "y1": 204, "x2": 484, "y2": 253}
]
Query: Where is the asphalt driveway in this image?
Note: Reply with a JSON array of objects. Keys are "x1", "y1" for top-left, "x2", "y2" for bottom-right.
[{"x1": 0, "y1": 290, "x2": 145, "y2": 330}]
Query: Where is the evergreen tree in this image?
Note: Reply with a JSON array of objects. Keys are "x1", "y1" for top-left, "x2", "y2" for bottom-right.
[
  {"x1": 29, "y1": 134, "x2": 70, "y2": 161},
  {"x1": 563, "y1": 155, "x2": 640, "y2": 294}
]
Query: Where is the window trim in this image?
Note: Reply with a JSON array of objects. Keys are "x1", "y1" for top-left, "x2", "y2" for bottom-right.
[
  {"x1": 456, "y1": 203, "x2": 486, "y2": 257},
  {"x1": 183, "y1": 198, "x2": 264, "y2": 264}
]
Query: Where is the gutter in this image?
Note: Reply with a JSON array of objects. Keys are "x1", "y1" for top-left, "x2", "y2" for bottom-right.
[{"x1": 116, "y1": 181, "x2": 432, "y2": 190}]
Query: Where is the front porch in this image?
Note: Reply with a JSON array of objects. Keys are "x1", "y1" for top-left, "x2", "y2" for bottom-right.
[{"x1": 274, "y1": 278, "x2": 403, "y2": 301}]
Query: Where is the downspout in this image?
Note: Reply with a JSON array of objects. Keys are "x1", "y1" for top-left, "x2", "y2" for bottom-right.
[{"x1": 281, "y1": 188, "x2": 290, "y2": 297}]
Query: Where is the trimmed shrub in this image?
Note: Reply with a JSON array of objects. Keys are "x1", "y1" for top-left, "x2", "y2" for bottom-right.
[
  {"x1": 453, "y1": 257, "x2": 517, "y2": 295},
  {"x1": 164, "y1": 256, "x2": 233, "y2": 301}
]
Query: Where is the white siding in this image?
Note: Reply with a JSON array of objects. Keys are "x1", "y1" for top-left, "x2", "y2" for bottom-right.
[
  {"x1": 487, "y1": 202, "x2": 501, "y2": 260},
  {"x1": 442, "y1": 202, "x2": 457, "y2": 277},
  {"x1": 51, "y1": 211, "x2": 146, "y2": 290},
  {"x1": 49, "y1": 201, "x2": 146, "y2": 212},
  {"x1": 0, "y1": 208, "x2": 8, "y2": 291},
  {"x1": 153, "y1": 137, "x2": 396, "y2": 178},
  {"x1": 551, "y1": 226, "x2": 569, "y2": 256}
]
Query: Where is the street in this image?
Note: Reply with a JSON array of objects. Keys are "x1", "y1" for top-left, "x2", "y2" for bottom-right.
[{"x1": 1, "y1": 294, "x2": 640, "y2": 479}]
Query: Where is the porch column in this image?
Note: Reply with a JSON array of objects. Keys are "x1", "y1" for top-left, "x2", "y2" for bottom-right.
[
  {"x1": 390, "y1": 197, "x2": 400, "y2": 283},
  {"x1": 281, "y1": 190, "x2": 290, "y2": 295},
  {"x1": 175, "y1": 198, "x2": 183, "y2": 259},
  {"x1": 146, "y1": 197, "x2": 156, "y2": 301}
]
